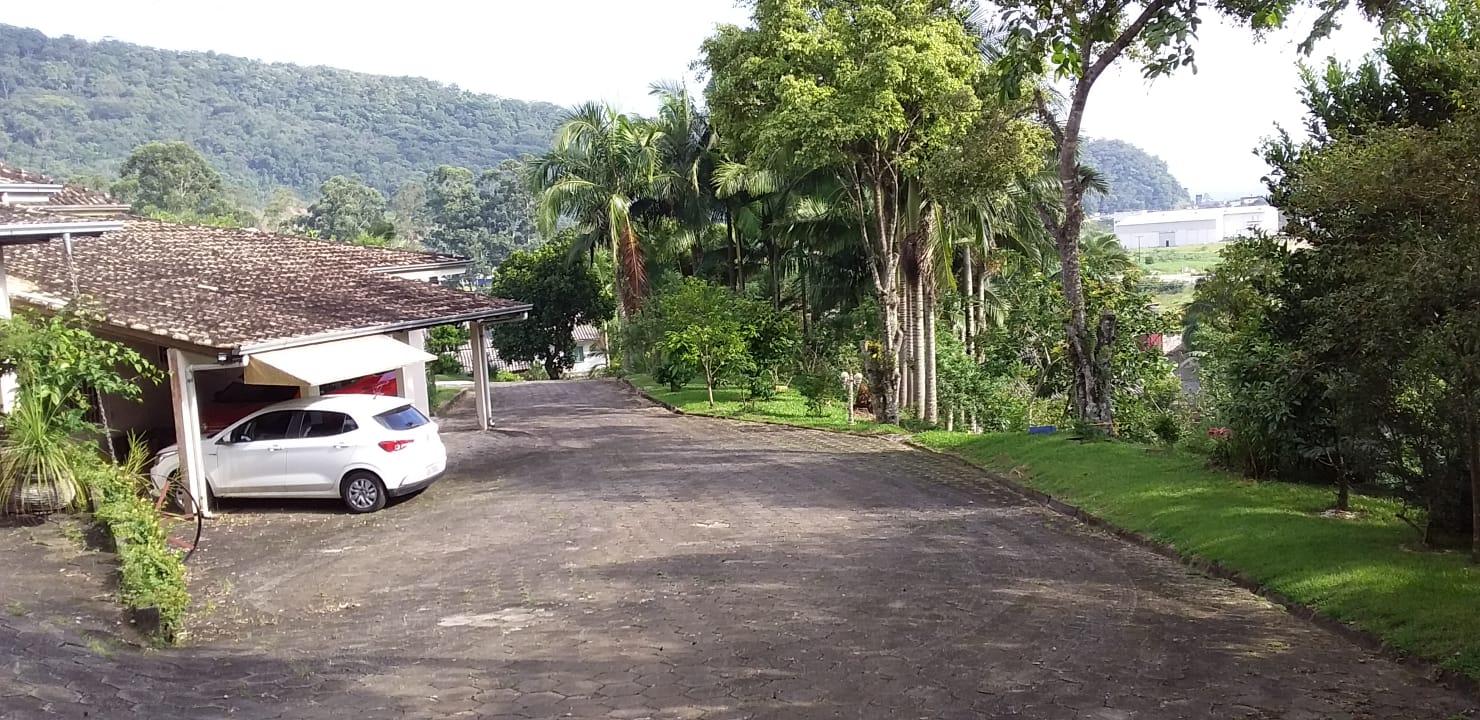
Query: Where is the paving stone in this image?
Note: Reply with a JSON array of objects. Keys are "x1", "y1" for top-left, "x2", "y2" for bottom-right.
[{"x1": 0, "y1": 381, "x2": 1473, "y2": 719}]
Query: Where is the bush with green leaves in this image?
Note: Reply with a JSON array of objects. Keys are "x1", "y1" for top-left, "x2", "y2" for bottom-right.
[
  {"x1": 426, "y1": 324, "x2": 470, "y2": 377},
  {"x1": 0, "y1": 310, "x2": 161, "y2": 512},
  {"x1": 88, "y1": 442, "x2": 189, "y2": 642},
  {"x1": 791, "y1": 371, "x2": 840, "y2": 417},
  {"x1": 654, "y1": 359, "x2": 695, "y2": 392}
]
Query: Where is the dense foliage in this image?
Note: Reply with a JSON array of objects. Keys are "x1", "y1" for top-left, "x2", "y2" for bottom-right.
[
  {"x1": 486, "y1": 235, "x2": 614, "y2": 379},
  {"x1": 1193, "y1": 2, "x2": 1480, "y2": 555},
  {"x1": 0, "y1": 24, "x2": 564, "y2": 198},
  {"x1": 1079, "y1": 139, "x2": 1190, "y2": 214},
  {"x1": 89, "y1": 443, "x2": 190, "y2": 642}
]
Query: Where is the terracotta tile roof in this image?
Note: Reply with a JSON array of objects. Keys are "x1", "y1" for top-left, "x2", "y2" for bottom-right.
[
  {"x1": 48, "y1": 185, "x2": 124, "y2": 208},
  {"x1": 0, "y1": 204, "x2": 81, "y2": 226},
  {"x1": 0, "y1": 160, "x2": 126, "y2": 209},
  {"x1": 5, "y1": 218, "x2": 529, "y2": 353},
  {"x1": 0, "y1": 161, "x2": 59, "y2": 186}
]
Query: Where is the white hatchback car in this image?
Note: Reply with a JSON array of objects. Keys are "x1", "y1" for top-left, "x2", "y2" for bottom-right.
[{"x1": 151, "y1": 394, "x2": 447, "y2": 513}]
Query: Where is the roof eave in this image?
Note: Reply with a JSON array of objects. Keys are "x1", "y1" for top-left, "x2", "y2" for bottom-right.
[
  {"x1": 235, "y1": 304, "x2": 532, "y2": 356},
  {"x1": 369, "y1": 259, "x2": 471, "y2": 274},
  {"x1": 0, "y1": 220, "x2": 125, "y2": 240}
]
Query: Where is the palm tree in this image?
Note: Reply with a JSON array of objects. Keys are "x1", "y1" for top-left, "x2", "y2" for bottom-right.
[{"x1": 526, "y1": 103, "x2": 665, "y2": 316}]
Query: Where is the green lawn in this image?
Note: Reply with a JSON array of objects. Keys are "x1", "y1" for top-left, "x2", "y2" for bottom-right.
[
  {"x1": 1131, "y1": 242, "x2": 1226, "y2": 275},
  {"x1": 628, "y1": 374, "x2": 906, "y2": 435},
  {"x1": 431, "y1": 385, "x2": 463, "y2": 412},
  {"x1": 913, "y1": 431, "x2": 1480, "y2": 681}
]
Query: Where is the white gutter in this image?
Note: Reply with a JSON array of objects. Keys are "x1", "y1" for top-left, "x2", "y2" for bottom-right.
[
  {"x1": 235, "y1": 305, "x2": 532, "y2": 356},
  {"x1": 0, "y1": 183, "x2": 64, "y2": 193},
  {"x1": 0, "y1": 220, "x2": 124, "y2": 239}
]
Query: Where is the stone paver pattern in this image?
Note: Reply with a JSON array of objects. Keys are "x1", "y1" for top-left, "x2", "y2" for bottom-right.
[{"x1": 1, "y1": 380, "x2": 1475, "y2": 719}]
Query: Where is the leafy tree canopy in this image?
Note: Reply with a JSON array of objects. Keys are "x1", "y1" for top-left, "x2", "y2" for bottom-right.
[
  {"x1": 110, "y1": 141, "x2": 250, "y2": 224},
  {"x1": 486, "y1": 235, "x2": 615, "y2": 380},
  {"x1": 300, "y1": 176, "x2": 391, "y2": 243}
]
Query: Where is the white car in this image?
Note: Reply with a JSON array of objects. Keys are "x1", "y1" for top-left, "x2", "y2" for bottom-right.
[{"x1": 151, "y1": 394, "x2": 447, "y2": 513}]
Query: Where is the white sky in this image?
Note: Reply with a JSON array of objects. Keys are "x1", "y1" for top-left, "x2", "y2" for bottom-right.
[{"x1": 2, "y1": 1, "x2": 1379, "y2": 197}]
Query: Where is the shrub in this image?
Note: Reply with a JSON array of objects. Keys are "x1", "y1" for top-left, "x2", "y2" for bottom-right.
[
  {"x1": 87, "y1": 442, "x2": 189, "y2": 642},
  {"x1": 792, "y1": 372, "x2": 839, "y2": 417},
  {"x1": 523, "y1": 364, "x2": 550, "y2": 381},
  {"x1": 655, "y1": 360, "x2": 695, "y2": 391},
  {"x1": 492, "y1": 370, "x2": 523, "y2": 383}
]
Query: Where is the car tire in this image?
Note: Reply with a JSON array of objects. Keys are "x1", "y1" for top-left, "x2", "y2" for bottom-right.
[{"x1": 341, "y1": 471, "x2": 387, "y2": 514}]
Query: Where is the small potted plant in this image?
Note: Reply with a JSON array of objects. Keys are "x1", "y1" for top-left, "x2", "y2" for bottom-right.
[{"x1": 0, "y1": 402, "x2": 91, "y2": 515}]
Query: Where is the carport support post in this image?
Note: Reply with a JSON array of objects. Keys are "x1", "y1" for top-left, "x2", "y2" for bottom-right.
[
  {"x1": 166, "y1": 349, "x2": 212, "y2": 517},
  {"x1": 470, "y1": 320, "x2": 491, "y2": 431},
  {"x1": 0, "y1": 246, "x2": 14, "y2": 413}
]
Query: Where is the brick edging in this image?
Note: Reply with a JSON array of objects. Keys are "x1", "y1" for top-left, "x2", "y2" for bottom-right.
[{"x1": 904, "y1": 439, "x2": 1480, "y2": 700}]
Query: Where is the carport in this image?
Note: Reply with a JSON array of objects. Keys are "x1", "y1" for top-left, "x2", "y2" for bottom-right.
[{"x1": 4, "y1": 217, "x2": 530, "y2": 516}]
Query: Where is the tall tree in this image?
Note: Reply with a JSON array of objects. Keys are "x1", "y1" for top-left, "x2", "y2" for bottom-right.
[
  {"x1": 526, "y1": 103, "x2": 666, "y2": 316},
  {"x1": 111, "y1": 141, "x2": 241, "y2": 221},
  {"x1": 993, "y1": 0, "x2": 1388, "y2": 428},
  {"x1": 486, "y1": 235, "x2": 616, "y2": 380},
  {"x1": 704, "y1": 0, "x2": 1039, "y2": 424},
  {"x1": 300, "y1": 175, "x2": 390, "y2": 243}
]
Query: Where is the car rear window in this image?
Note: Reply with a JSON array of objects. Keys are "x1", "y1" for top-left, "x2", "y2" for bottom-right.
[{"x1": 374, "y1": 405, "x2": 430, "y2": 431}]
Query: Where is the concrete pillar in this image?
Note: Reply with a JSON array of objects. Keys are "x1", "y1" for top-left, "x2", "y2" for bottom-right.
[
  {"x1": 469, "y1": 321, "x2": 491, "y2": 431},
  {"x1": 167, "y1": 349, "x2": 212, "y2": 517},
  {"x1": 390, "y1": 330, "x2": 430, "y2": 415}
]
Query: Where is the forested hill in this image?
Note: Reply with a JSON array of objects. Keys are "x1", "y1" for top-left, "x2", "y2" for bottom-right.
[
  {"x1": 1081, "y1": 138, "x2": 1191, "y2": 215},
  {"x1": 0, "y1": 24, "x2": 566, "y2": 197}
]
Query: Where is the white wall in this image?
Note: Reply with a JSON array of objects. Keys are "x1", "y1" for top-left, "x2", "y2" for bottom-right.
[{"x1": 1114, "y1": 206, "x2": 1282, "y2": 249}]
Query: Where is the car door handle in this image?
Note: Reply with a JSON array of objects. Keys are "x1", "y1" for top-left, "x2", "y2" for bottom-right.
[
  {"x1": 267, "y1": 444, "x2": 284, "y2": 452},
  {"x1": 332, "y1": 443, "x2": 352, "y2": 449}
]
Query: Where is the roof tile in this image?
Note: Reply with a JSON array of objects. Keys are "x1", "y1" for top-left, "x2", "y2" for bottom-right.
[{"x1": 5, "y1": 218, "x2": 528, "y2": 352}]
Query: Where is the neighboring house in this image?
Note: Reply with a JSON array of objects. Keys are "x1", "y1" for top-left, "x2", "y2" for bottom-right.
[
  {"x1": 1111, "y1": 203, "x2": 1282, "y2": 249},
  {"x1": 568, "y1": 324, "x2": 607, "y2": 376},
  {"x1": 0, "y1": 161, "x2": 531, "y2": 515}
]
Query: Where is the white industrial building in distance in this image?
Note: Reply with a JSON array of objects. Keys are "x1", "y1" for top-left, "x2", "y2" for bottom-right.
[{"x1": 1111, "y1": 203, "x2": 1282, "y2": 250}]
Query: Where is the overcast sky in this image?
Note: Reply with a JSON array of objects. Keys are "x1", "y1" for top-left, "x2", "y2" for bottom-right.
[{"x1": 3, "y1": 1, "x2": 1379, "y2": 197}]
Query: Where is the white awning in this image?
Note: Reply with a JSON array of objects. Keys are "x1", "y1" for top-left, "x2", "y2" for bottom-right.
[{"x1": 244, "y1": 334, "x2": 435, "y2": 387}]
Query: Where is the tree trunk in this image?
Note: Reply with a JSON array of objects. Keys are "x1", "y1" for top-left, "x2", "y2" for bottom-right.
[
  {"x1": 975, "y1": 262, "x2": 988, "y2": 362},
  {"x1": 799, "y1": 250, "x2": 810, "y2": 336},
  {"x1": 1468, "y1": 406, "x2": 1480, "y2": 562},
  {"x1": 1054, "y1": 81, "x2": 1114, "y2": 429},
  {"x1": 898, "y1": 279, "x2": 911, "y2": 412},
  {"x1": 963, "y1": 247, "x2": 975, "y2": 354},
  {"x1": 905, "y1": 269, "x2": 917, "y2": 417},
  {"x1": 924, "y1": 287, "x2": 938, "y2": 425},
  {"x1": 544, "y1": 355, "x2": 563, "y2": 380}
]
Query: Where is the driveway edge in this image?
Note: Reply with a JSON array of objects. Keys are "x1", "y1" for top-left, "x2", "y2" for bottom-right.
[
  {"x1": 622, "y1": 375, "x2": 1477, "y2": 699},
  {"x1": 905, "y1": 439, "x2": 1480, "y2": 701}
]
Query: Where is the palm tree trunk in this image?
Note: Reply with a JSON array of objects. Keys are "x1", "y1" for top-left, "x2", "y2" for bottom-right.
[
  {"x1": 963, "y1": 247, "x2": 975, "y2": 354},
  {"x1": 924, "y1": 288, "x2": 937, "y2": 425},
  {"x1": 975, "y1": 264, "x2": 988, "y2": 362},
  {"x1": 905, "y1": 269, "x2": 917, "y2": 417}
]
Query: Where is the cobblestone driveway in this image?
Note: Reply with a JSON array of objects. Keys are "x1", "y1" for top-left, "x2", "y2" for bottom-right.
[{"x1": 2, "y1": 380, "x2": 1474, "y2": 719}]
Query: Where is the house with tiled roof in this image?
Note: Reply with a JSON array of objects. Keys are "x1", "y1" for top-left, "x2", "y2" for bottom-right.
[{"x1": 0, "y1": 162, "x2": 528, "y2": 515}]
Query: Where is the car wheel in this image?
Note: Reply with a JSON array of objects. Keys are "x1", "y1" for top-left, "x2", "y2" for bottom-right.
[{"x1": 341, "y1": 472, "x2": 387, "y2": 513}]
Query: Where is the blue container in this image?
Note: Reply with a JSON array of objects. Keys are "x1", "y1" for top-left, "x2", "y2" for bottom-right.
[{"x1": 1027, "y1": 425, "x2": 1057, "y2": 435}]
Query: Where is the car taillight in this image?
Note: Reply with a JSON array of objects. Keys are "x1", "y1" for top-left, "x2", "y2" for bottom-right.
[{"x1": 378, "y1": 439, "x2": 414, "y2": 452}]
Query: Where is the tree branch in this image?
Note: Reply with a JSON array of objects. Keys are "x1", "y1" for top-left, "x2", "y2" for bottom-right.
[{"x1": 1083, "y1": 0, "x2": 1178, "y2": 88}]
